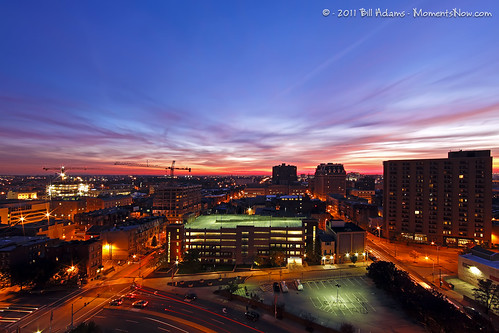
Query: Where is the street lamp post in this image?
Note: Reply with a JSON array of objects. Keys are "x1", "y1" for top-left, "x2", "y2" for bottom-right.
[
  {"x1": 425, "y1": 256, "x2": 435, "y2": 283},
  {"x1": 171, "y1": 260, "x2": 178, "y2": 283},
  {"x1": 376, "y1": 226, "x2": 381, "y2": 238},
  {"x1": 335, "y1": 283, "x2": 341, "y2": 303},
  {"x1": 431, "y1": 242, "x2": 440, "y2": 265}
]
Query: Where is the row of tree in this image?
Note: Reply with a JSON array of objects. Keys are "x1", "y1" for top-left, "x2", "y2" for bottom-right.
[{"x1": 367, "y1": 261, "x2": 493, "y2": 333}]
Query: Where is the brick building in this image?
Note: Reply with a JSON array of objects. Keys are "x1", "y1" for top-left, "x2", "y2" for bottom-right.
[{"x1": 384, "y1": 150, "x2": 492, "y2": 245}]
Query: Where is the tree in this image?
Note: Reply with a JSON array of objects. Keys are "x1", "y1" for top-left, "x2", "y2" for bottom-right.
[
  {"x1": 224, "y1": 279, "x2": 239, "y2": 300},
  {"x1": 350, "y1": 255, "x2": 358, "y2": 265},
  {"x1": 473, "y1": 278, "x2": 499, "y2": 314},
  {"x1": 253, "y1": 255, "x2": 268, "y2": 267},
  {"x1": 151, "y1": 235, "x2": 158, "y2": 247},
  {"x1": 270, "y1": 250, "x2": 286, "y2": 267},
  {"x1": 181, "y1": 249, "x2": 202, "y2": 273}
]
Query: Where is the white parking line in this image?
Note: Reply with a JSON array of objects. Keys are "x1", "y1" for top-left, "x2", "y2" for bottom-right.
[
  {"x1": 309, "y1": 297, "x2": 321, "y2": 308},
  {"x1": 321, "y1": 296, "x2": 332, "y2": 312}
]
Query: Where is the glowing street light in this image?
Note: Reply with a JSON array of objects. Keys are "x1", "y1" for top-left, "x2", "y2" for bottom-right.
[
  {"x1": 430, "y1": 241, "x2": 440, "y2": 265},
  {"x1": 425, "y1": 256, "x2": 435, "y2": 283}
]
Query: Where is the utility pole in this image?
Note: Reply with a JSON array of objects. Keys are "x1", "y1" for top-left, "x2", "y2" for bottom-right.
[{"x1": 70, "y1": 303, "x2": 74, "y2": 330}]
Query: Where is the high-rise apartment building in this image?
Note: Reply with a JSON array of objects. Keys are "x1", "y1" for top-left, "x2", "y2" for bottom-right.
[
  {"x1": 383, "y1": 150, "x2": 492, "y2": 246},
  {"x1": 313, "y1": 163, "x2": 346, "y2": 200},
  {"x1": 272, "y1": 163, "x2": 297, "y2": 185},
  {"x1": 152, "y1": 184, "x2": 201, "y2": 223}
]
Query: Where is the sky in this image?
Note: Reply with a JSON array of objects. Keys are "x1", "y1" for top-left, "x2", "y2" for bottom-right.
[{"x1": 1, "y1": 0, "x2": 498, "y2": 176}]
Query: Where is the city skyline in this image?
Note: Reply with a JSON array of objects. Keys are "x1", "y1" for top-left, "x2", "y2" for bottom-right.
[{"x1": 1, "y1": 0, "x2": 498, "y2": 175}]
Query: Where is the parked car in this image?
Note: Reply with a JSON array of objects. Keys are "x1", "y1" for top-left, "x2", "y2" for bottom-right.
[
  {"x1": 109, "y1": 298, "x2": 123, "y2": 306},
  {"x1": 273, "y1": 282, "x2": 280, "y2": 293},
  {"x1": 132, "y1": 300, "x2": 148, "y2": 308},
  {"x1": 184, "y1": 293, "x2": 198, "y2": 302},
  {"x1": 280, "y1": 281, "x2": 289, "y2": 293},
  {"x1": 245, "y1": 310, "x2": 260, "y2": 321},
  {"x1": 294, "y1": 279, "x2": 303, "y2": 291}
]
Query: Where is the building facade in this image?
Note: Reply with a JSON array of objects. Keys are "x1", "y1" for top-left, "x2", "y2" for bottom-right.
[
  {"x1": 0, "y1": 200, "x2": 50, "y2": 226},
  {"x1": 176, "y1": 215, "x2": 317, "y2": 265},
  {"x1": 313, "y1": 163, "x2": 346, "y2": 200},
  {"x1": 99, "y1": 216, "x2": 166, "y2": 260},
  {"x1": 383, "y1": 150, "x2": 492, "y2": 246},
  {"x1": 153, "y1": 184, "x2": 201, "y2": 223}
]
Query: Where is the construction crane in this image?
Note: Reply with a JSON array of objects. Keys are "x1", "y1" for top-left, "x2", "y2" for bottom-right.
[
  {"x1": 114, "y1": 160, "x2": 191, "y2": 178},
  {"x1": 42, "y1": 166, "x2": 92, "y2": 181}
]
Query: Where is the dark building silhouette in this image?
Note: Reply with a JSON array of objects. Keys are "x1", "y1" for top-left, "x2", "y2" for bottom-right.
[
  {"x1": 272, "y1": 163, "x2": 297, "y2": 185},
  {"x1": 383, "y1": 150, "x2": 492, "y2": 246}
]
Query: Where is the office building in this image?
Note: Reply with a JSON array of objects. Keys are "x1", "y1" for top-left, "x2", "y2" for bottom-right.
[{"x1": 383, "y1": 150, "x2": 492, "y2": 245}]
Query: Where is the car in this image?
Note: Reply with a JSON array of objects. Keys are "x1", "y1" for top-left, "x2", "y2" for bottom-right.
[
  {"x1": 280, "y1": 281, "x2": 289, "y2": 293},
  {"x1": 109, "y1": 298, "x2": 123, "y2": 306},
  {"x1": 184, "y1": 293, "x2": 197, "y2": 302},
  {"x1": 272, "y1": 282, "x2": 280, "y2": 293},
  {"x1": 124, "y1": 292, "x2": 137, "y2": 299},
  {"x1": 245, "y1": 310, "x2": 259, "y2": 321},
  {"x1": 464, "y1": 306, "x2": 482, "y2": 319},
  {"x1": 132, "y1": 300, "x2": 148, "y2": 308},
  {"x1": 294, "y1": 279, "x2": 303, "y2": 291}
]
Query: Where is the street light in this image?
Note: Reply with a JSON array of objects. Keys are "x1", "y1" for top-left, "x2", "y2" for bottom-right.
[
  {"x1": 335, "y1": 283, "x2": 341, "y2": 303},
  {"x1": 430, "y1": 241, "x2": 440, "y2": 265},
  {"x1": 172, "y1": 260, "x2": 178, "y2": 282},
  {"x1": 425, "y1": 256, "x2": 435, "y2": 283},
  {"x1": 376, "y1": 226, "x2": 381, "y2": 238},
  {"x1": 322, "y1": 256, "x2": 326, "y2": 265}
]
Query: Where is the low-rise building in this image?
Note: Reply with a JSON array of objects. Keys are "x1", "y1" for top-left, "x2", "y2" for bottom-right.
[
  {"x1": 458, "y1": 245, "x2": 499, "y2": 287},
  {"x1": 327, "y1": 220, "x2": 366, "y2": 264},
  {"x1": 46, "y1": 238, "x2": 102, "y2": 279},
  {"x1": 0, "y1": 200, "x2": 50, "y2": 225},
  {"x1": 99, "y1": 216, "x2": 166, "y2": 260},
  {"x1": 0, "y1": 236, "x2": 57, "y2": 286},
  {"x1": 318, "y1": 231, "x2": 335, "y2": 264}
]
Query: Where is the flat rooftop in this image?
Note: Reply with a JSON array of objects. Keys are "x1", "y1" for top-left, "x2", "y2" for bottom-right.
[
  {"x1": 461, "y1": 253, "x2": 499, "y2": 270},
  {"x1": 186, "y1": 214, "x2": 304, "y2": 230}
]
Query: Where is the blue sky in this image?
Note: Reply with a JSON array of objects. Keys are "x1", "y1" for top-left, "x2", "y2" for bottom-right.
[{"x1": 1, "y1": 0, "x2": 498, "y2": 175}]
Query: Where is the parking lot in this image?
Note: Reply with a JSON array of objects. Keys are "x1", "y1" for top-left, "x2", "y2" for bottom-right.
[
  {"x1": 257, "y1": 275, "x2": 426, "y2": 333},
  {"x1": 303, "y1": 276, "x2": 376, "y2": 316}
]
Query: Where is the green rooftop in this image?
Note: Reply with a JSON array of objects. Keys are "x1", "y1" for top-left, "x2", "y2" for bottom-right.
[{"x1": 186, "y1": 214, "x2": 304, "y2": 230}]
